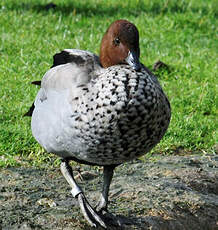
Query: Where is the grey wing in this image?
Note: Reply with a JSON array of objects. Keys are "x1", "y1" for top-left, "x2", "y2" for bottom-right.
[
  {"x1": 31, "y1": 50, "x2": 102, "y2": 156},
  {"x1": 25, "y1": 49, "x2": 101, "y2": 116}
]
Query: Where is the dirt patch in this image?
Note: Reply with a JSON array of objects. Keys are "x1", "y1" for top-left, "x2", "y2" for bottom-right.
[{"x1": 0, "y1": 154, "x2": 218, "y2": 229}]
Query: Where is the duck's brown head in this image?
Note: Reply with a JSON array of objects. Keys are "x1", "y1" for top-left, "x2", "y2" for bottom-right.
[{"x1": 100, "y1": 19, "x2": 141, "y2": 71}]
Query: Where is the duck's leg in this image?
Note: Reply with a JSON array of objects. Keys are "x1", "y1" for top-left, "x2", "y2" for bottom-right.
[
  {"x1": 96, "y1": 165, "x2": 134, "y2": 227},
  {"x1": 96, "y1": 165, "x2": 116, "y2": 212},
  {"x1": 60, "y1": 159, "x2": 107, "y2": 228}
]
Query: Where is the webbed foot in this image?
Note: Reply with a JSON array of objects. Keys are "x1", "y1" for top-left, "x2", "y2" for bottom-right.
[{"x1": 77, "y1": 193, "x2": 107, "y2": 228}]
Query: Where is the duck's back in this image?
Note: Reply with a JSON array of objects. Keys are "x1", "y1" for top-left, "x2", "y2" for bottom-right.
[{"x1": 32, "y1": 50, "x2": 171, "y2": 166}]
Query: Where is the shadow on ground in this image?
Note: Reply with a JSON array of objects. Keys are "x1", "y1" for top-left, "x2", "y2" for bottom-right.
[{"x1": 3, "y1": 1, "x2": 215, "y2": 17}]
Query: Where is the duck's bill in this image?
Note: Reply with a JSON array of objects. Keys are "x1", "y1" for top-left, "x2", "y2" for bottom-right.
[{"x1": 125, "y1": 51, "x2": 141, "y2": 71}]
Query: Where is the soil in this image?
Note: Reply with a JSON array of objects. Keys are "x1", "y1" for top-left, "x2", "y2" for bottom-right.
[{"x1": 0, "y1": 154, "x2": 218, "y2": 230}]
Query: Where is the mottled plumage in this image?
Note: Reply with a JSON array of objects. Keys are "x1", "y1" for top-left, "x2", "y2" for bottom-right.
[{"x1": 32, "y1": 49, "x2": 170, "y2": 166}]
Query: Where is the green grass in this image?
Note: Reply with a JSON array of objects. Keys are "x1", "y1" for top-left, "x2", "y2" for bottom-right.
[{"x1": 0, "y1": 0, "x2": 217, "y2": 167}]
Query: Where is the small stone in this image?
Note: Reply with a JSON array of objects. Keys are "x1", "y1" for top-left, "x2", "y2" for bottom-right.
[{"x1": 36, "y1": 198, "x2": 57, "y2": 207}]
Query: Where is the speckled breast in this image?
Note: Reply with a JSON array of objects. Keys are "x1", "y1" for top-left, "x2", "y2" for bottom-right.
[{"x1": 70, "y1": 65, "x2": 171, "y2": 165}]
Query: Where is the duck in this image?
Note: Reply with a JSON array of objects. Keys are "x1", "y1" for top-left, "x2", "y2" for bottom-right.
[{"x1": 29, "y1": 19, "x2": 171, "y2": 228}]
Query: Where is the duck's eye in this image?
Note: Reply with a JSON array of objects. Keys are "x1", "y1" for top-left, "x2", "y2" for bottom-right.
[{"x1": 114, "y1": 38, "x2": 120, "y2": 46}]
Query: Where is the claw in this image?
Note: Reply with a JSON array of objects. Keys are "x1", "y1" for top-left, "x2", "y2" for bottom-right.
[{"x1": 77, "y1": 193, "x2": 107, "y2": 229}]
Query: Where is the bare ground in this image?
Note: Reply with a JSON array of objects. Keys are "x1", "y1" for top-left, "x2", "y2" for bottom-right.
[{"x1": 0, "y1": 154, "x2": 218, "y2": 230}]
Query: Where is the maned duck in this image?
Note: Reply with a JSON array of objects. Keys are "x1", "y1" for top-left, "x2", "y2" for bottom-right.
[{"x1": 29, "y1": 19, "x2": 171, "y2": 228}]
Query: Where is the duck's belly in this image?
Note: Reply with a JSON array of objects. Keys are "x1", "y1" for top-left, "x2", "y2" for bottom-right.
[
  {"x1": 32, "y1": 67, "x2": 171, "y2": 166},
  {"x1": 72, "y1": 99, "x2": 170, "y2": 165}
]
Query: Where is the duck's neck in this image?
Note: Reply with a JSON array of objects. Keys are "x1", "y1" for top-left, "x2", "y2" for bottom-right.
[{"x1": 99, "y1": 36, "x2": 112, "y2": 68}]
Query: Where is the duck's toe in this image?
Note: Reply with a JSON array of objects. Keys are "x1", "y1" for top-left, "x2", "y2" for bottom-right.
[{"x1": 77, "y1": 193, "x2": 107, "y2": 228}]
